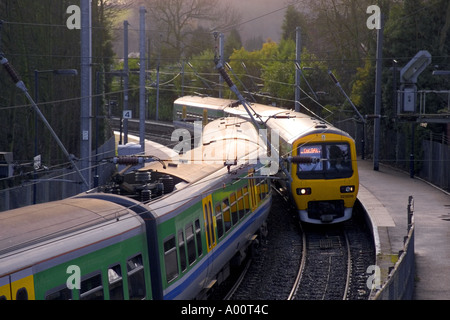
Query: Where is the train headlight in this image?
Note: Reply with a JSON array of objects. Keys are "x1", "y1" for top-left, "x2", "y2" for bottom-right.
[
  {"x1": 340, "y1": 185, "x2": 355, "y2": 193},
  {"x1": 296, "y1": 187, "x2": 311, "y2": 195}
]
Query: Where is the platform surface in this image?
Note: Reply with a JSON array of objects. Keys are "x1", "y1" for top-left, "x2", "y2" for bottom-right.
[{"x1": 357, "y1": 159, "x2": 450, "y2": 300}]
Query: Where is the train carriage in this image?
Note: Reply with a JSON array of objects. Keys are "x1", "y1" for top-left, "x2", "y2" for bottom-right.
[
  {"x1": 264, "y1": 109, "x2": 359, "y2": 224},
  {"x1": 131, "y1": 116, "x2": 271, "y2": 299},
  {"x1": 0, "y1": 116, "x2": 271, "y2": 300},
  {"x1": 173, "y1": 96, "x2": 359, "y2": 224},
  {"x1": 0, "y1": 198, "x2": 152, "y2": 300}
]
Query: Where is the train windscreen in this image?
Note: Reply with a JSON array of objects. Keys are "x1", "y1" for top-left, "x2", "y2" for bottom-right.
[{"x1": 297, "y1": 143, "x2": 353, "y2": 179}]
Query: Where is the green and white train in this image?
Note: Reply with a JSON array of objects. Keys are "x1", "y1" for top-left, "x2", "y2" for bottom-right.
[{"x1": 0, "y1": 117, "x2": 271, "y2": 300}]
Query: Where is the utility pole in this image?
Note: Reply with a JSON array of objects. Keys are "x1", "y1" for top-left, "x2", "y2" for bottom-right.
[
  {"x1": 123, "y1": 20, "x2": 129, "y2": 144},
  {"x1": 156, "y1": 33, "x2": 161, "y2": 121},
  {"x1": 139, "y1": 7, "x2": 146, "y2": 153},
  {"x1": 218, "y1": 32, "x2": 224, "y2": 98},
  {"x1": 373, "y1": 15, "x2": 384, "y2": 171},
  {"x1": 80, "y1": 0, "x2": 92, "y2": 190},
  {"x1": 295, "y1": 26, "x2": 301, "y2": 112}
]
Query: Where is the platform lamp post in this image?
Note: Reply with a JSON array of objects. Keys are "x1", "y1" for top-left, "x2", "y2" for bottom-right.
[{"x1": 33, "y1": 68, "x2": 78, "y2": 204}]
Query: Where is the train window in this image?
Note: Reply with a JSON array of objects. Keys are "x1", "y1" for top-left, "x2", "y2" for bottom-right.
[
  {"x1": 178, "y1": 230, "x2": 187, "y2": 272},
  {"x1": 258, "y1": 179, "x2": 268, "y2": 200},
  {"x1": 185, "y1": 224, "x2": 196, "y2": 265},
  {"x1": 127, "y1": 255, "x2": 146, "y2": 300},
  {"x1": 164, "y1": 236, "x2": 179, "y2": 283},
  {"x1": 108, "y1": 264, "x2": 124, "y2": 300},
  {"x1": 215, "y1": 203, "x2": 224, "y2": 239},
  {"x1": 195, "y1": 219, "x2": 203, "y2": 258},
  {"x1": 255, "y1": 178, "x2": 263, "y2": 201},
  {"x1": 45, "y1": 286, "x2": 72, "y2": 300},
  {"x1": 195, "y1": 219, "x2": 203, "y2": 257},
  {"x1": 325, "y1": 144, "x2": 352, "y2": 174},
  {"x1": 230, "y1": 193, "x2": 238, "y2": 223},
  {"x1": 222, "y1": 198, "x2": 232, "y2": 232},
  {"x1": 243, "y1": 186, "x2": 250, "y2": 214},
  {"x1": 298, "y1": 144, "x2": 323, "y2": 173},
  {"x1": 0, "y1": 295, "x2": 6, "y2": 300},
  {"x1": 237, "y1": 189, "x2": 245, "y2": 220},
  {"x1": 15, "y1": 288, "x2": 28, "y2": 300},
  {"x1": 297, "y1": 143, "x2": 353, "y2": 179},
  {"x1": 80, "y1": 273, "x2": 103, "y2": 300}
]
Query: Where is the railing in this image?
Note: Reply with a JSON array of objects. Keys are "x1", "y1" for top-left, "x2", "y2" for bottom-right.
[
  {"x1": 397, "y1": 89, "x2": 450, "y2": 122},
  {"x1": 371, "y1": 196, "x2": 415, "y2": 300}
]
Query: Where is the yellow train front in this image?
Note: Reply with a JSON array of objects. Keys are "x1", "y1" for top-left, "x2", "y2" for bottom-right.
[{"x1": 267, "y1": 111, "x2": 359, "y2": 224}]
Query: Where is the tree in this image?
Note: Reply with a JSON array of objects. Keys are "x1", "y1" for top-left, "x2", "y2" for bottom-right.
[
  {"x1": 144, "y1": 0, "x2": 241, "y2": 61},
  {"x1": 0, "y1": 0, "x2": 116, "y2": 171},
  {"x1": 281, "y1": 5, "x2": 308, "y2": 45},
  {"x1": 227, "y1": 38, "x2": 332, "y2": 112},
  {"x1": 224, "y1": 29, "x2": 242, "y2": 61},
  {"x1": 304, "y1": 0, "x2": 377, "y2": 91}
]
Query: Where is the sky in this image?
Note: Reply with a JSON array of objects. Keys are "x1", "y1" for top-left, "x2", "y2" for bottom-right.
[
  {"x1": 113, "y1": 0, "x2": 293, "y2": 57},
  {"x1": 226, "y1": 0, "x2": 288, "y2": 43}
]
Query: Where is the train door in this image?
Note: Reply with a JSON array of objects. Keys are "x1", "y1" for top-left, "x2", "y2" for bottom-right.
[
  {"x1": 0, "y1": 276, "x2": 11, "y2": 300},
  {"x1": 202, "y1": 194, "x2": 216, "y2": 252},
  {"x1": 0, "y1": 268, "x2": 35, "y2": 300}
]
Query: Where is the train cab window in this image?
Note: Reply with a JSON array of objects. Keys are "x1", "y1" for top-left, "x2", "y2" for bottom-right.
[
  {"x1": 178, "y1": 230, "x2": 187, "y2": 272},
  {"x1": 297, "y1": 143, "x2": 353, "y2": 179},
  {"x1": 185, "y1": 224, "x2": 196, "y2": 265},
  {"x1": 164, "y1": 236, "x2": 179, "y2": 283},
  {"x1": 326, "y1": 144, "x2": 352, "y2": 173},
  {"x1": 195, "y1": 219, "x2": 203, "y2": 258},
  {"x1": 108, "y1": 264, "x2": 124, "y2": 300},
  {"x1": 80, "y1": 273, "x2": 103, "y2": 300},
  {"x1": 0, "y1": 295, "x2": 7, "y2": 300},
  {"x1": 230, "y1": 193, "x2": 238, "y2": 223},
  {"x1": 127, "y1": 254, "x2": 146, "y2": 300},
  {"x1": 215, "y1": 204, "x2": 224, "y2": 239}
]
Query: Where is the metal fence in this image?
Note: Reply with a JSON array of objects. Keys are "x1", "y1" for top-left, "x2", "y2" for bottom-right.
[
  {"x1": 335, "y1": 119, "x2": 449, "y2": 192},
  {"x1": 420, "y1": 139, "x2": 450, "y2": 191},
  {"x1": 371, "y1": 196, "x2": 415, "y2": 300}
]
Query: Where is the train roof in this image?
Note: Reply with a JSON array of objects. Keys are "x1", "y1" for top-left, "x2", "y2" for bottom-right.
[
  {"x1": 141, "y1": 116, "x2": 260, "y2": 184},
  {"x1": 140, "y1": 117, "x2": 263, "y2": 220},
  {"x1": 175, "y1": 96, "x2": 353, "y2": 145},
  {"x1": 174, "y1": 95, "x2": 237, "y2": 110},
  {"x1": 0, "y1": 197, "x2": 141, "y2": 257}
]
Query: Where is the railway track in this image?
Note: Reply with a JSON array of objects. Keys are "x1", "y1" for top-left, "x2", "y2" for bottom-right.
[
  {"x1": 223, "y1": 190, "x2": 375, "y2": 300},
  {"x1": 121, "y1": 128, "x2": 375, "y2": 300},
  {"x1": 292, "y1": 224, "x2": 350, "y2": 300},
  {"x1": 127, "y1": 129, "x2": 174, "y2": 147}
]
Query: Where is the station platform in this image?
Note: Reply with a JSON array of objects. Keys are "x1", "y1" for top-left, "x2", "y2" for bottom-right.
[{"x1": 357, "y1": 158, "x2": 450, "y2": 299}]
